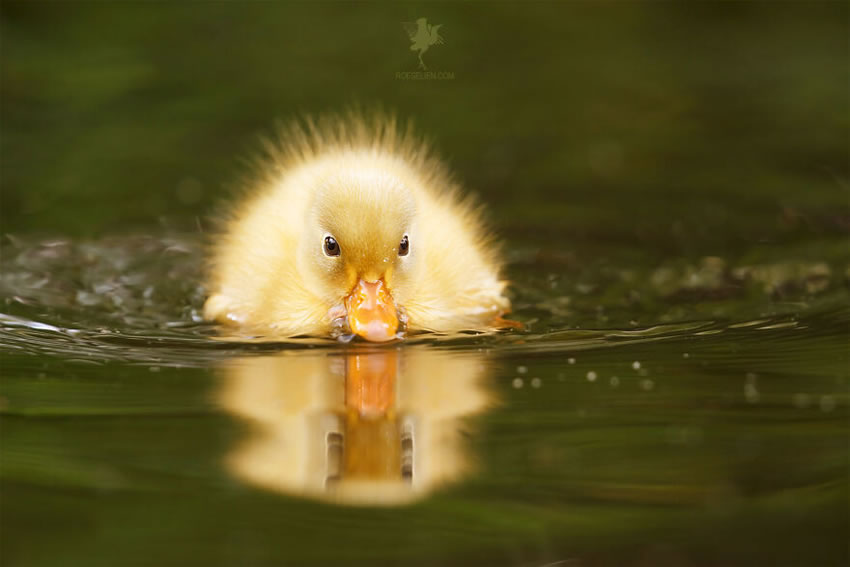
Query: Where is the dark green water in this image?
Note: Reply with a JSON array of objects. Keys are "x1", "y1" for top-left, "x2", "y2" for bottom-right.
[{"x1": 1, "y1": 3, "x2": 848, "y2": 566}]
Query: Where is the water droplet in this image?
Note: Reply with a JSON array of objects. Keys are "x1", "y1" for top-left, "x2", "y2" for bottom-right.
[
  {"x1": 632, "y1": 361, "x2": 641, "y2": 370},
  {"x1": 586, "y1": 371, "x2": 597, "y2": 382},
  {"x1": 567, "y1": 357, "x2": 576, "y2": 365},
  {"x1": 640, "y1": 379, "x2": 654, "y2": 391},
  {"x1": 516, "y1": 365, "x2": 528, "y2": 374},
  {"x1": 530, "y1": 377, "x2": 542, "y2": 388},
  {"x1": 512, "y1": 377, "x2": 524, "y2": 389}
]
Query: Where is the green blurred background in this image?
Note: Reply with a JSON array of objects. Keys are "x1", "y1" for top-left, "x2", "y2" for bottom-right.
[{"x1": 2, "y1": 1, "x2": 847, "y2": 258}]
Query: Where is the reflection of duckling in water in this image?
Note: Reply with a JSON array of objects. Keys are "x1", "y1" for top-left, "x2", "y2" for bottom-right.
[
  {"x1": 204, "y1": 112, "x2": 510, "y2": 342},
  {"x1": 217, "y1": 349, "x2": 493, "y2": 505}
]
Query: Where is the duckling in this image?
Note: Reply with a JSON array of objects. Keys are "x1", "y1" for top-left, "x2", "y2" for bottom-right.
[{"x1": 204, "y1": 112, "x2": 510, "y2": 341}]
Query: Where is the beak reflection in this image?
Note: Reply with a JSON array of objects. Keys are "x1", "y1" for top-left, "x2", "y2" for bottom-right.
[{"x1": 217, "y1": 348, "x2": 493, "y2": 506}]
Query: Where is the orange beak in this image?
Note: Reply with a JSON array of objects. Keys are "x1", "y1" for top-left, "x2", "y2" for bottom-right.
[{"x1": 344, "y1": 279, "x2": 399, "y2": 342}]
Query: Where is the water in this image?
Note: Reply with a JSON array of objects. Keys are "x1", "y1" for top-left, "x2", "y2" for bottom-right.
[
  {"x1": 2, "y1": 3, "x2": 848, "y2": 565},
  {"x1": 1, "y1": 233, "x2": 847, "y2": 566}
]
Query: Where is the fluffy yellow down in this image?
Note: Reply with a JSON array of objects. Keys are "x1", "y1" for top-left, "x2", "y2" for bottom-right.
[{"x1": 204, "y1": 112, "x2": 510, "y2": 338}]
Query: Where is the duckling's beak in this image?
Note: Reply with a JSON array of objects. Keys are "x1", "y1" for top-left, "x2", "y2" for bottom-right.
[{"x1": 345, "y1": 279, "x2": 399, "y2": 342}]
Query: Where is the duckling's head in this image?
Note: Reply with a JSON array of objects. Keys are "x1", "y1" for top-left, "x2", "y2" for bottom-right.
[{"x1": 297, "y1": 160, "x2": 422, "y2": 342}]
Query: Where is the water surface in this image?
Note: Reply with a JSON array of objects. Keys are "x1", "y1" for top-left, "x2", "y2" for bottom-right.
[{"x1": 1, "y1": 233, "x2": 847, "y2": 566}]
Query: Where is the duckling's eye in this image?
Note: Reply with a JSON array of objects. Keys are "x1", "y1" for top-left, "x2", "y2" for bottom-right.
[
  {"x1": 398, "y1": 234, "x2": 409, "y2": 256},
  {"x1": 323, "y1": 236, "x2": 340, "y2": 257}
]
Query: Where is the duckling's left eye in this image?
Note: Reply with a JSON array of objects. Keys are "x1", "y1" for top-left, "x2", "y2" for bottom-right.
[
  {"x1": 324, "y1": 236, "x2": 340, "y2": 257},
  {"x1": 398, "y1": 234, "x2": 409, "y2": 256}
]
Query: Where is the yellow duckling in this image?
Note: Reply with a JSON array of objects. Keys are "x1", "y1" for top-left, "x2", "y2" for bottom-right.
[{"x1": 204, "y1": 112, "x2": 510, "y2": 341}]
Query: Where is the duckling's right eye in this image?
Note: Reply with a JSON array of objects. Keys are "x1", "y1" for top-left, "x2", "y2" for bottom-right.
[{"x1": 323, "y1": 236, "x2": 340, "y2": 257}]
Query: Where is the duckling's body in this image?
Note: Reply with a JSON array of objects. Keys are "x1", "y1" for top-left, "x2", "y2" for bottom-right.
[{"x1": 204, "y1": 114, "x2": 509, "y2": 340}]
